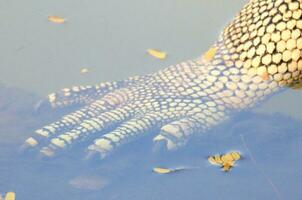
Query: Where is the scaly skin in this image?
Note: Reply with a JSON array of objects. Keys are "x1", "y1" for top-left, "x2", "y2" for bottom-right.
[{"x1": 23, "y1": 0, "x2": 302, "y2": 159}]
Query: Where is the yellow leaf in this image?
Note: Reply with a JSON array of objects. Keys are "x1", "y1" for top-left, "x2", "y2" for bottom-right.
[
  {"x1": 221, "y1": 153, "x2": 234, "y2": 163},
  {"x1": 153, "y1": 167, "x2": 185, "y2": 174},
  {"x1": 203, "y1": 47, "x2": 217, "y2": 62},
  {"x1": 48, "y1": 15, "x2": 66, "y2": 24},
  {"x1": 213, "y1": 155, "x2": 223, "y2": 165},
  {"x1": 208, "y1": 152, "x2": 241, "y2": 172},
  {"x1": 208, "y1": 156, "x2": 219, "y2": 165},
  {"x1": 222, "y1": 163, "x2": 233, "y2": 172},
  {"x1": 80, "y1": 68, "x2": 89, "y2": 74},
  {"x1": 147, "y1": 49, "x2": 167, "y2": 59},
  {"x1": 153, "y1": 167, "x2": 172, "y2": 174},
  {"x1": 230, "y1": 152, "x2": 241, "y2": 161},
  {"x1": 5, "y1": 192, "x2": 15, "y2": 200},
  {"x1": 208, "y1": 155, "x2": 223, "y2": 165}
]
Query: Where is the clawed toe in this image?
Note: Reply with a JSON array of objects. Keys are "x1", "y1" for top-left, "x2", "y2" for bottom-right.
[
  {"x1": 34, "y1": 99, "x2": 52, "y2": 113},
  {"x1": 86, "y1": 145, "x2": 109, "y2": 160},
  {"x1": 39, "y1": 146, "x2": 56, "y2": 158},
  {"x1": 153, "y1": 135, "x2": 179, "y2": 151}
]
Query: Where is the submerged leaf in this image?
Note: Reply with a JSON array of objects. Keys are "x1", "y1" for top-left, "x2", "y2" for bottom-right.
[
  {"x1": 213, "y1": 155, "x2": 223, "y2": 164},
  {"x1": 48, "y1": 16, "x2": 66, "y2": 24},
  {"x1": 147, "y1": 49, "x2": 167, "y2": 59},
  {"x1": 221, "y1": 153, "x2": 234, "y2": 163},
  {"x1": 5, "y1": 192, "x2": 15, "y2": 200},
  {"x1": 222, "y1": 163, "x2": 233, "y2": 172},
  {"x1": 208, "y1": 156, "x2": 219, "y2": 165},
  {"x1": 208, "y1": 151, "x2": 241, "y2": 172}
]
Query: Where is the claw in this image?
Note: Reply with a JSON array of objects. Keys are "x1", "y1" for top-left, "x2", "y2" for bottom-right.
[
  {"x1": 152, "y1": 137, "x2": 168, "y2": 154},
  {"x1": 25, "y1": 137, "x2": 39, "y2": 147},
  {"x1": 34, "y1": 99, "x2": 53, "y2": 113},
  {"x1": 85, "y1": 150, "x2": 108, "y2": 161},
  {"x1": 84, "y1": 150, "x2": 104, "y2": 163},
  {"x1": 21, "y1": 132, "x2": 51, "y2": 154},
  {"x1": 153, "y1": 135, "x2": 178, "y2": 151},
  {"x1": 39, "y1": 146, "x2": 56, "y2": 158},
  {"x1": 19, "y1": 137, "x2": 38, "y2": 152},
  {"x1": 86, "y1": 143, "x2": 111, "y2": 160}
]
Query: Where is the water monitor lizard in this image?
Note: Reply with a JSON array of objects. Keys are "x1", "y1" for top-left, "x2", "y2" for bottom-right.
[{"x1": 22, "y1": 0, "x2": 302, "y2": 159}]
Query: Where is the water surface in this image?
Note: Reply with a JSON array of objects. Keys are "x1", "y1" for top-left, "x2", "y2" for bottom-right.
[{"x1": 0, "y1": 0, "x2": 302, "y2": 199}]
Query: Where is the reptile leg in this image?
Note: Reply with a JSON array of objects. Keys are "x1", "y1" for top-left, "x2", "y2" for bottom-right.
[{"x1": 22, "y1": 0, "x2": 302, "y2": 160}]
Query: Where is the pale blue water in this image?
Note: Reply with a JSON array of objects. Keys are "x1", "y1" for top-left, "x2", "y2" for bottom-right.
[{"x1": 1, "y1": 0, "x2": 302, "y2": 199}]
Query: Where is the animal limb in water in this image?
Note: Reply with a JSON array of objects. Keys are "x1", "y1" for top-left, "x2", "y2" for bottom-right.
[{"x1": 22, "y1": 0, "x2": 302, "y2": 159}]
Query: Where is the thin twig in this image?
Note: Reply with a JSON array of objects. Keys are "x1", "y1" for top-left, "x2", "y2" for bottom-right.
[{"x1": 240, "y1": 134, "x2": 283, "y2": 200}]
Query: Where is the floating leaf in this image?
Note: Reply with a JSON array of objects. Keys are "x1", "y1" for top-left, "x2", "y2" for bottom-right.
[
  {"x1": 230, "y1": 152, "x2": 241, "y2": 160},
  {"x1": 221, "y1": 153, "x2": 234, "y2": 163},
  {"x1": 5, "y1": 192, "x2": 15, "y2": 200},
  {"x1": 48, "y1": 15, "x2": 66, "y2": 24},
  {"x1": 153, "y1": 167, "x2": 185, "y2": 174},
  {"x1": 80, "y1": 68, "x2": 89, "y2": 74},
  {"x1": 208, "y1": 156, "x2": 219, "y2": 165},
  {"x1": 203, "y1": 47, "x2": 217, "y2": 62},
  {"x1": 153, "y1": 167, "x2": 172, "y2": 174},
  {"x1": 208, "y1": 151, "x2": 241, "y2": 172},
  {"x1": 147, "y1": 49, "x2": 167, "y2": 59}
]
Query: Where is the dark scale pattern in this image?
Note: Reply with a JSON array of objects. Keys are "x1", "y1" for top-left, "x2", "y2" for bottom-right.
[{"x1": 22, "y1": 0, "x2": 302, "y2": 159}]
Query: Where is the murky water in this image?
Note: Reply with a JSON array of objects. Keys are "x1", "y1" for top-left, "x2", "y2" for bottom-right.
[{"x1": 1, "y1": 0, "x2": 302, "y2": 199}]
